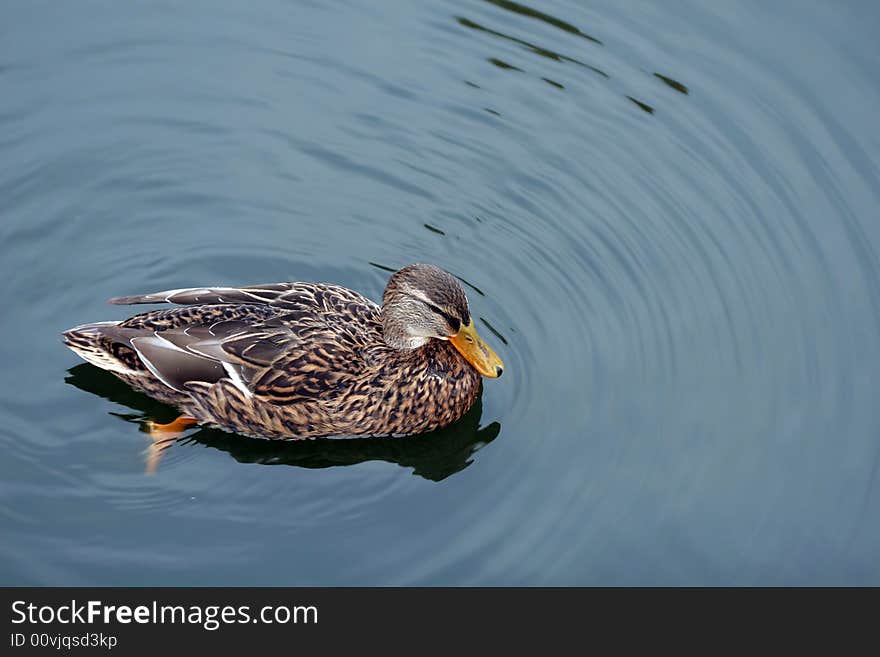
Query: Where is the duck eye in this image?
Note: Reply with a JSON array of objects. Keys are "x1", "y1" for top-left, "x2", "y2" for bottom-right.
[{"x1": 424, "y1": 301, "x2": 460, "y2": 332}]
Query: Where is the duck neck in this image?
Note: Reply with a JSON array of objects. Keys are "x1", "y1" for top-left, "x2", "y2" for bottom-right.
[{"x1": 380, "y1": 309, "x2": 429, "y2": 350}]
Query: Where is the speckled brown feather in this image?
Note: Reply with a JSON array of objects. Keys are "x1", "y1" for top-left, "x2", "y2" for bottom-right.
[{"x1": 63, "y1": 278, "x2": 481, "y2": 439}]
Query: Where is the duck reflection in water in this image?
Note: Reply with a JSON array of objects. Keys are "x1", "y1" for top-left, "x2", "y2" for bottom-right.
[{"x1": 64, "y1": 364, "x2": 501, "y2": 481}]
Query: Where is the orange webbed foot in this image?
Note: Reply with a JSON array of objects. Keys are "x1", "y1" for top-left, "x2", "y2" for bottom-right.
[{"x1": 143, "y1": 415, "x2": 198, "y2": 474}]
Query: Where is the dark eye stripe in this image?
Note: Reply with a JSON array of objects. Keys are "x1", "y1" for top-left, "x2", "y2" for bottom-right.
[{"x1": 425, "y1": 301, "x2": 461, "y2": 331}]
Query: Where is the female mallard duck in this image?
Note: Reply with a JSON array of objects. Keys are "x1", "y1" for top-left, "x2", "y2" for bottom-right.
[{"x1": 62, "y1": 264, "x2": 504, "y2": 440}]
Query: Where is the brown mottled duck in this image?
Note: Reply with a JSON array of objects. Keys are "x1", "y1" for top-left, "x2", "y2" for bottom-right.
[{"x1": 62, "y1": 264, "x2": 504, "y2": 442}]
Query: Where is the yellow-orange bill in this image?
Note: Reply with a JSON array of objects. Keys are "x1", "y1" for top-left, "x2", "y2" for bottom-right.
[{"x1": 449, "y1": 320, "x2": 504, "y2": 378}]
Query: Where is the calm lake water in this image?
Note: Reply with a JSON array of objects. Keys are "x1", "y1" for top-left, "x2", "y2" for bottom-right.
[{"x1": 1, "y1": 0, "x2": 879, "y2": 585}]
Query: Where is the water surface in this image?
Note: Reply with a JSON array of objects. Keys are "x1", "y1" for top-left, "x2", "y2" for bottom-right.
[{"x1": 1, "y1": 0, "x2": 879, "y2": 584}]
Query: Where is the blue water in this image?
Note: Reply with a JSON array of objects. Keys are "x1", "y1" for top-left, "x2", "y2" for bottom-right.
[{"x1": 1, "y1": 0, "x2": 879, "y2": 585}]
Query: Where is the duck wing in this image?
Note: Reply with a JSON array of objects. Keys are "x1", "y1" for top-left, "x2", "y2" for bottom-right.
[
  {"x1": 107, "y1": 283, "x2": 296, "y2": 306},
  {"x1": 102, "y1": 282, "x2": 381, "y2": 404}
]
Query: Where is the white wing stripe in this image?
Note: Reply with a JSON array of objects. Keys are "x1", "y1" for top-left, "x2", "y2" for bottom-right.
[{"x1": 222, "y1": 362, "x2": 253, "y2": 398}]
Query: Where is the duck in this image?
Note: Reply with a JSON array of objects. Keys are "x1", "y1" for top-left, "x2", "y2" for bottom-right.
[{"x1": 62, "y1": 263, "x2": 504, "y2": 441}]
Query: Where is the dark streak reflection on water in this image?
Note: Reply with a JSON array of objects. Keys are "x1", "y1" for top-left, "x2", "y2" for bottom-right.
[
  {"x1": 653, "y1": 73, "x2": 688, "y2": 95},
  {"x1": 482, "y1": 0, "x2": 603, "y2": 45},
  {"x1": 457, "y1": 1, "x2": 674, "y2": 114},
  {"x1": 459, "y1": 16, "x2": 609, "y2": 78}
]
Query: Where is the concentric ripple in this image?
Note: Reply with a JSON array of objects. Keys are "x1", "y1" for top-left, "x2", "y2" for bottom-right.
[{"x1": 0, "y1": 0, "x2": 878, "y2": 584}]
